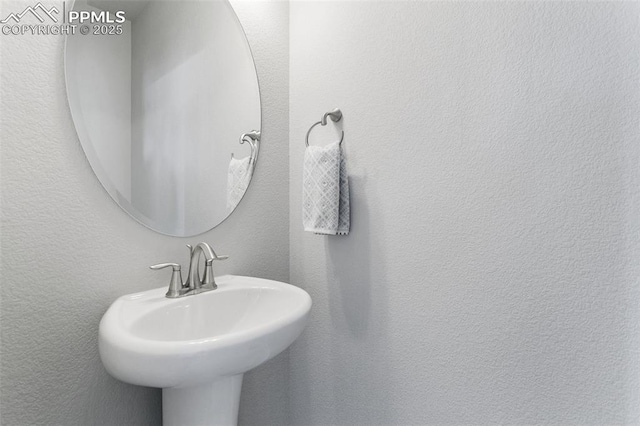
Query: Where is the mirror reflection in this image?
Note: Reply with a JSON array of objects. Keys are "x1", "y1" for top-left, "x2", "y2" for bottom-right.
[{"x1": 65, "y1": 0, "x2": 261, "y2": 236}]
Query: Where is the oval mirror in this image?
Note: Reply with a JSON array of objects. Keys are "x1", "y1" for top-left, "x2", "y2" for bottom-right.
[{"x1": 65, "y1": 0, "x2": 261, "y2": 237}]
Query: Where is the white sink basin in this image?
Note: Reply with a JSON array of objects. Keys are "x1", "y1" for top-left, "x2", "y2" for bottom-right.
[{"x1": 99, "y1": 275, "x2": 311, "y2": 425}]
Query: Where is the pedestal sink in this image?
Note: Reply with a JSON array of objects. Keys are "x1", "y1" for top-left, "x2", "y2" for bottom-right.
[{"x1": 99, "y1": 275, "x2": 311, "y2": 426}]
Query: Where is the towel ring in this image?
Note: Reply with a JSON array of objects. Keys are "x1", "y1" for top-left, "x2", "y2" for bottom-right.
[
  {"x1": 240, "y1": 130, "x2": 260, "y2": 146},
  {"x1": 305, "y1": 108, "x2": 344, "y2": 147},
  {"x1": 236, "y1": 130, "x2": 260, "y2": 163}
]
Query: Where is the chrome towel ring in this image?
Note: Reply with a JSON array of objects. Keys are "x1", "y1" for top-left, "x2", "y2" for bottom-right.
[
  {"x1": 233, "y1": 130, "x2": 260, "y2": 162},
  {"x1": 305, "y1": 108, "x2": 344, "y2": 147}
]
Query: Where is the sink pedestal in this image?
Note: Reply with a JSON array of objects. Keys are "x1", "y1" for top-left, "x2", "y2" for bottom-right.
[{"x1": 163, "y1": 374, "x2": 244, "y2": 426}]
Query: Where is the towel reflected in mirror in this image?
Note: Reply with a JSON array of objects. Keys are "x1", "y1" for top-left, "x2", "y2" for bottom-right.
[{"x1": 227, "y1": 154, "x2": 254, "y2": 212}]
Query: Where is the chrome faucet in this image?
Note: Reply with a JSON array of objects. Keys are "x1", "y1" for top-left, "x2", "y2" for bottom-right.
[
  {"x1": 187, "y1": 242, "x2": 229, "y2": 291},
  {"x1": 150, "y1": 242, "x2": 229, "y2": 298}
]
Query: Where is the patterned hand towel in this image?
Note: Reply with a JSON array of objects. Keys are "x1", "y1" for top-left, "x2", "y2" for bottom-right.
[
  {"x1": 302, "y1": 141, "x2": 350, "y2": 235},
  {"x1": 227, "y1": 156, "x2": 254, "y2": 212}
]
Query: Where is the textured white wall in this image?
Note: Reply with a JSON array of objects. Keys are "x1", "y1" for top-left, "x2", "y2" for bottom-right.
[
  {"x1": 0, "y1": 0, "x2": 289, "y2": 424},
  {"x1": 289, "y1": 2, "x2": 640, "y2": 424}
]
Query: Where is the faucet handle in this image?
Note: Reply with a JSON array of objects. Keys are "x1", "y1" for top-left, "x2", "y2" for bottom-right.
[
  {"x1": 201, "y1": 259, "x2": 216, "y2": 288},
  {"x1": 200, "y1": 252, "x2": 228, "y2": 288},
  {"x1": 150, "y1": 263, "x2": 184, "y2": 298},
  {"x1": 150, "y1": 263, "x2": 181, "y2": 271},
  {"x1": 211, "y1": 250, "x2": 229, "y2": 261}
]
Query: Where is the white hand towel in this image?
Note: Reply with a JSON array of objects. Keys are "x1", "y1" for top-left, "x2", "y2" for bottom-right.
[
  {"x1": 302, "y1": 141, "x2": 350, "y2": 235},
  {"x1": 227, "y1": 156, "x2": 253, "y2": 212}
]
